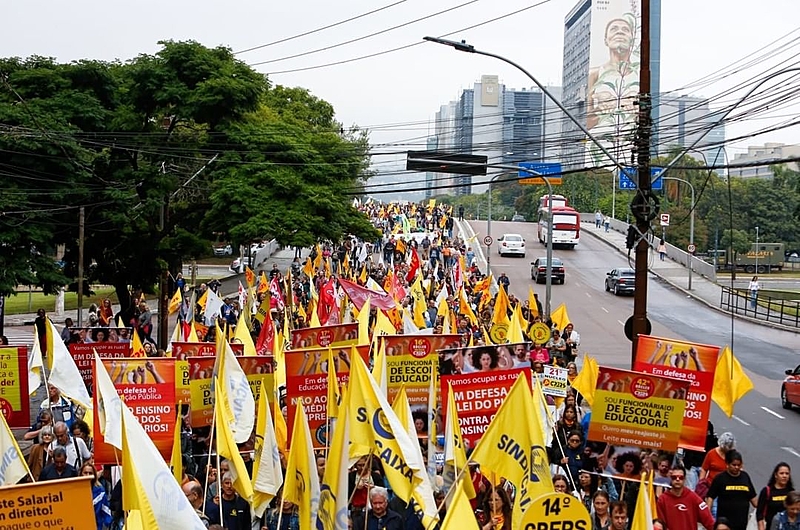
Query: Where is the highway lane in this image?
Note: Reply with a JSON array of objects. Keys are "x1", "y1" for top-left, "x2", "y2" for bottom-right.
[{"x1": 467, "y1": 220, "x2": 800, "y2": 485}]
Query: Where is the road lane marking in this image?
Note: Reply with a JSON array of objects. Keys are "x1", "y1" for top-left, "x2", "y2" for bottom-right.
[
  {"x1": 617, "y1": 320, "x2": 625, "y2": 326},
  {"x1": 760, "y1": 406, "x2": 785, "y2": 420},
  {"x1": 585, "y1": 292, "x2": 592, "y2": 298},
  {"x1": 602, "y1": 307, "x2": 609, "y2": 313},
  {"x1": 782, "y1": 447, "x2": 800, "y2": 459},
  {"x1": 574, "y1": 282, "x2": 581, "y2": 287},
  {"x1": 732, "y1": 415, "x2": 750, "y2": 426}
]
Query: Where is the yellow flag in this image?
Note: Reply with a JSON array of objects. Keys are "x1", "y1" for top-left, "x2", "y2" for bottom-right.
[
  {"x1": 410, "y1": 275, "x2": 427, "y2": 328},
  {"x1": 443, "y1": 382, "x2": 475, "y2": 499},
  {"x1": 274, "y1": 396, "x2": 288, "y2": 457},
  {"x1": 0, "y1": 410, "x2": 30, "y2": 485},
  {"x1": 303, "y1": 257, "x2": 314, "y2": 279},
  {"x1": 470, "y1": 375, "x2": 552, "y2": 528},
  {"x1": 359, "y1": 263, "x2": 368, "y2": 284},
  {"x1": 459, "y1": 287, "x2": 479, "y2": 326},
  {"x1": 258, "y1": 272, "x2": 269, "y2": 294},
  {"x1": 507, "y1": 302, "x2": 526, "y2": 344},
  {"x1": 571, "y1": 354, "x2": 599, "y2": 407},
  {"x1": 631, "y1": 472, "x2": 654, "y2": 530},
  {"x1": 712, "y1": 345, "x2": 754, "y2": 417},
  {"x1": 356, "y1": 296, "x2": 371, "y2": 346},
  {"x1": 528, "y1": 287, "x2": 540, "y2": 318},
  {"x1": 313, "y1": 244, "x2": 323, "y2": 271},
  {"x1": 214, "y1": 377, "x2": 255, "y2": 501},
  {"x1": 131, "y1": 329, "x2": 146, "y2": 357},
  {"x1": 492, "y1": 285, "x2": 512, "y2": 328},
  {"x1": 319, "y1": 386, "x2": 351, "y2": 530},
  {"x1": 245, "y1": 266, "x2": 256, "y2": 288},
  {"x1": 327, "y1": 348, "x2": 341, "y2": 419},
  {"x1": 122, "y1": 410, "x2": 157, "y2": 525},
  {"x1": 170, "y1": 417, "x2": 182, "y2": 483},
  {"x1": 473, "y1": 274, "x2": 493, "y2": 293},
  {"x1": 186, "y1": 322, "x2": 200, "y2": 343},
  {"x1": 371, "y1": 339, "x2": 388, "y2": 397},
  {"x1": 284, "y1": 403, "x2": 321, "y2": 530},
  {"x1": 374, "y1": 309, "x2": 396, "y2": 337},
  {"x1": 234, "y1": 310, "x2": 257, "y2": 357},
  {"x1": 168, "y1": 288, "x2": 182, "y2": 314},
  {"x1": 197, "y1": 289, "x2": 208, "y2": 311},
  {"x1": 550, "y1": 303, "x2": 571, "y2": 331},
  {"x1": 347, "y1": 355, "x2": 439, "y2": 523},
  {"x1": 441, "y1": 477, "x2": 481, "y2": 530}
]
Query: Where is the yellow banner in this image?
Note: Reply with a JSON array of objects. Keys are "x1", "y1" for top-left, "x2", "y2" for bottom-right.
[
  {"x1": 176, "y1": 360, "x2": 191, "y2": 405},
  {"x1": 587, "y1": 366, "x2": 689, "y2": 452},
  {"x1": 0, "y1": 476, "x2": 95, "y2": 526}
]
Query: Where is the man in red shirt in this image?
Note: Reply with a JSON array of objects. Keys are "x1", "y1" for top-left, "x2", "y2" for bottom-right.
[{"x1": 657, "y1": 466, "x2": 715, "y2": 530}]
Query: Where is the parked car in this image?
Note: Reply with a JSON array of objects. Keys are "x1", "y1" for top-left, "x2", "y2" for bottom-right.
[
  {"x1": 530, "y1": 257, "x2": 565, "y2": 284},
  {"x1": 498, "y1": 233, "x2": 526, "y2": 257},
  {"x1": 213, "y1": 243, "x2": 233, "y2": 256},
  {"x1": 229, "y1": 258, "x2": 241, "y2": 273},
  {"x1": 781, "y1": 363, "x2": 800, "y2": 409},
  {"x1": 605, "y1": 268, "x2": 636, "y2": 296},
  {"x1": 511, "y1": 214, "x2": 526, "y2": 222}
]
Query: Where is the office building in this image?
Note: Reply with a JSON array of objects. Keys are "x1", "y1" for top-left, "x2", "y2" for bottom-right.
[
  {"x1": 432, "y1": 75, "x2": 564, "y2": 195},
  {"x1": 729, "y1": 143, "x2": 800, "y2": 179},
  {"x1": 561, "y1": 0, "x2": 662, "y2": 169},
  {"x1": 656, "y1": 94, "x2": 726, "y2": 167}
]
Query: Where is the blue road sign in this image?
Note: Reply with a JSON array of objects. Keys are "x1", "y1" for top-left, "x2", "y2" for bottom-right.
[
  {"x1": 518, "y1": 161, "x2": 562, "y2": 177},
  {"x1": 619, "y1": 167, "x2": 663, "y2": 190}
]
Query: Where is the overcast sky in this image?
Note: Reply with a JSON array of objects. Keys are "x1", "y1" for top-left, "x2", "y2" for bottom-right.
[{"x1": 6, "y1": 0, "x2": 800, "y2": 171}]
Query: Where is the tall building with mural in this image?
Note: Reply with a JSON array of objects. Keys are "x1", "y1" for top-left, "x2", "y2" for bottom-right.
[{"x1": 561, "y1": 0, "x2": 662, "y2": 170}]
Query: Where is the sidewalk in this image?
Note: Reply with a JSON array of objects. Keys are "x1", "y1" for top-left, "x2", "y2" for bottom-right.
[
  {"x1": 581, "y1": 221, "x2": 799, "y2": 333},
  {"x1": 2, "y1": 247, "x2": 302, "y2": 328}
]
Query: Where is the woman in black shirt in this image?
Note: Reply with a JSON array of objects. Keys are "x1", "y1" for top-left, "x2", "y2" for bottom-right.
[{"x1": 757, "y1": 462, "x2": 795, "y2": 530}]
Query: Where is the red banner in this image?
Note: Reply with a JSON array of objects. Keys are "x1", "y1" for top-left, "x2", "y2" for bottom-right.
[
  {"x1": 442, "y1": 368, "x2": 530, "y2": 448},
  {"x1": 633, "y1": 335, "x2": 720, "y2": 451},
  {"x1": 171, "y1": 342, "x2": 244, "y2": 359},
  {"x1": 93, "y1": 358, "x2": 176, "y2": 464},
  {"x1": 187, "y1": 356, "x2": 273, "y2": 428},
  {"x1": 69, "y1": 342, "x2": 131, "y2": 390},
  {"x1": 0, "y1": 347, "x2": 30, "y2": 428},
  {"x1": 285, "y1": 345, "x2": 370, "y2": 448},
  {"x1": 290, "y1": 324, "x2": 358, "y2": 350},
  {"x1": 338, "y1": 277, "x2": 398, "y2": 311}
]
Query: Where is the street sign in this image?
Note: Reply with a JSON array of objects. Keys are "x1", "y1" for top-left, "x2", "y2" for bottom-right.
[
  {"x1": 660, "y1": 213, "x2": 670, "y2": 226},
  {"x1": 518, "y1": 161, "x2": 563, "y2": 185},
  {"x1": 406, "y1": 151, "x2": 488, "y2": 175},
  {"x1": 483, "y1": 235, "x2": 493, "y2": 246},
  {"x1": 619, "y1": 167, "x2": 664, "y2": 190},
  {"x1": 688, "y1": 244, "x2": 696, "y2": 253}
]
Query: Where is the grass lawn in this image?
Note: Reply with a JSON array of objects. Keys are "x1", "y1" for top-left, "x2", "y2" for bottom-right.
[{"x1": 4, "y1": 287, "x2": 119, "y2": 315}]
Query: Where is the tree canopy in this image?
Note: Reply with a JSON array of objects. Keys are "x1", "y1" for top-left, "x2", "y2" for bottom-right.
[{"x1": 0, "y1": 41, "x2": 376, "y2": 301}]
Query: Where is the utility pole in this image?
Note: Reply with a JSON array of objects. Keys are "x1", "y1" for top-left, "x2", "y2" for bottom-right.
[
  {"x1": 630, "y1": 0, "x2": 657, "y2": 365},
  {"x1": 77, "y1": 206, "x2": 85, "y2": 327}
]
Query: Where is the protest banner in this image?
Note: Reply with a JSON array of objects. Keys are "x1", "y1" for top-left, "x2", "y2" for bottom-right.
[
  {"x1": 171, "y1": 341, "x2": 244, "y2": 359},
  {"x1": 69, "y1": 341, "x2": 130, "y2": 389},
  {"x1": 539, "y1": 365, "x2": 568, "y2": 398},
  {"x1": 382, "y1": 335, "x2": 460, "y2": 414},
  {"x1": 0, "y1": 346, "x2": 29, "y2": 428},
  {"x1": 438, "y1": 343, "x2": 527, "y2": 376},
  {"x1": 0, "y1": 476, "x2": 95, "y2": 527},
  {"x1": 176, "y1": 359, "x2": 191, "y2": 404},
  {"x1": 633, "y1": 335, "x2": 719, "y2": 451},
  {"x1": 93, "y1": 358, "x2": 176, "y2": 464},
  {"x1": 290, "y1": 323, "x2": 358, "y2": 349},
  {"x1": 441, "y1": 367, "x2": 530, "y2": 447},
  {"x1": 521, "y1": 492, "x2": 591, "y2": 530},
  {"x1": 587, "y1": 366, "x2": 689, "y2": 452},
  {"x1": 187, "y1": 356, "x2": 273, "y2": 428},
  {"x1": 285, "y1": 344, "x2": 370, "y2": 448}
]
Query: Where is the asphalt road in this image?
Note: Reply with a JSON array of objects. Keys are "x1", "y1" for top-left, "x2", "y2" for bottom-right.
[{"x1": 468, "y1": 219, "x2": 800, "y2": 486}]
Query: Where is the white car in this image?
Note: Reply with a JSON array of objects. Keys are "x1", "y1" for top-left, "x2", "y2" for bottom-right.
[{"x1": 497, "y1": 233, "x2": 526, "y2": 257}]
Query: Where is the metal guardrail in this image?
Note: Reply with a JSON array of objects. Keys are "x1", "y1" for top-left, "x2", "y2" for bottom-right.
[{"x1": 720, "y1": 286, "x2": 800, "y2": 328}]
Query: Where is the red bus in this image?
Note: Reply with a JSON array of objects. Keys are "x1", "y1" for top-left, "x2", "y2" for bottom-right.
[
  {"x1": 538, "y1": 194, "x2": 568, "y2": 211},
  {"x1": 538, "y1": 206, "x2": 580, "y2": 249}
]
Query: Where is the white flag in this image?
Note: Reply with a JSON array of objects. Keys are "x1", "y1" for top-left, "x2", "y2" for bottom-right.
[
  {"x1": 28, "y1": 330, "x2": 44, "y2": 395},
  {"x1": 121, "y1": 402, "x2": 207, "y2": 529},
  {"x1": 251, "y1": 384, "x2": 284, "y2": 518},
  {"x1": 0, "y1": 410, "x2": 30, "y2": 485},
  {"x1": 215, "y1": 341, "x2": 255, "y2": 443},
  {"x1": 94, "y1": 352, "x2": 122, "y2": 449},
  {"x1": 204, "y1": 289, "x2": 224, "y2": 324},
  {"x1": 47, "y1": 319, "x2": 92, "y2": 409}
]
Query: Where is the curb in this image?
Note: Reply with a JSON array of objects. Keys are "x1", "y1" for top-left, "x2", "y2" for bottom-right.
[{"x1": 582, "y1": 228, "x2": 800, "y2": 333}]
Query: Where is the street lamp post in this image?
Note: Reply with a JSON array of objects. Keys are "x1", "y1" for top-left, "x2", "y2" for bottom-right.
[
  {"x1": 755, "y1": 226, "x2": 760, "y2": 273},
  {"x1": 661, "y1": 176, "x2": 695, "y2": 290}
]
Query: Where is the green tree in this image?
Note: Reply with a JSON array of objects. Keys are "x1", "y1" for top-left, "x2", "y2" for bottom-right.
[{"x1": 720, "y1": 228, "x2": 750, "y2": 280}]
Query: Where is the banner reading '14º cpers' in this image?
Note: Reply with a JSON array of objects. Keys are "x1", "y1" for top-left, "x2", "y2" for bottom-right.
[{"x1": 634, "y1": 335, "x2": 720, "y2": 451}]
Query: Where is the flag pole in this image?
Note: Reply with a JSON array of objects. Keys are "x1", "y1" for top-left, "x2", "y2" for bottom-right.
[
  {"x1": 275, "y1": 488, "x2": 286, "y2": 530},
  {"x1": 202, "y1": 407, "x2": 217, "y2": 506},
  {"x1": 216, "y1": 442, "x2": 223, "y2": 526}
]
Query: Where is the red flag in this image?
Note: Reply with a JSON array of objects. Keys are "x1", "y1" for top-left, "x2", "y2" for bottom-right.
[
  {"x1": 255, "y1": 307, "x2": 275, "y2": 355},
  {"x1": 269, "y1": 276, "x2": 285, "y2": 311},
  {"x1": 391, "y1": 271, "x2": 407, "y2": 301},
  {"x1": 317, "y1": 278, "x2": 337, "y2": 326},
  {"x1": 406, "y1": 248, "x2": 421, "y2": 283},
  {"x1": 338, "y1": 278, "x2": 397, "y2": 312}
]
